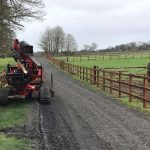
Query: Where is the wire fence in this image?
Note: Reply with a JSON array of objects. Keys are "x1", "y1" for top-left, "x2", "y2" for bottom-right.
[{"x1": 46, "y1": 55, "x2": 150, "y2": 109}]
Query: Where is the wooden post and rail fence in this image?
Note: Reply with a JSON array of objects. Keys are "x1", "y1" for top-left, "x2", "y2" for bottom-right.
[
  {"x1": 46, "y1": 55, "x2": 150, "y2": 109},
  {"x1": 63, "y1": 53, "x2": 150, "y2": 62}
]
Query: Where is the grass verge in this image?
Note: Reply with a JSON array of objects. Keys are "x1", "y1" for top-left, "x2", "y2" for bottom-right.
[
  {"x1": 0, "y1": 101, "x2": 31, "y2": 129},
  {"x1": 0, "y1": 133, "x2": 31, "y2": 150},
  {"x1": 119, "y1": 97, "x2": 150, "y2": 113},
  {"x1": 0, "y1": 101, "x2": 31, "y2": 150}
]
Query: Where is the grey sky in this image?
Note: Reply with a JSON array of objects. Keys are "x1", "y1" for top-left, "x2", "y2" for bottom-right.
[{"x1": 17, "y1": 0, "x2": 150, "y2": 51}]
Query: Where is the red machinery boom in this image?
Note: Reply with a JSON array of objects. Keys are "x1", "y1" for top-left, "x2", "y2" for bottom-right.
[{"x1": 0, "y1": 39, "x2": 52, "y2": 104}]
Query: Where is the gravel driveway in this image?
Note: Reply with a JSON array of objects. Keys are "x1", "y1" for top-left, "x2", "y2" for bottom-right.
[{"x1": 37, "y1": 57, "x2": 150, "y2": 150}]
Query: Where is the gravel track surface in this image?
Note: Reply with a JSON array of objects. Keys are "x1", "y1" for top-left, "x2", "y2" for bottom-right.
[{"x1": 37, "y1": 57, "x2": 150, "y2": 150}]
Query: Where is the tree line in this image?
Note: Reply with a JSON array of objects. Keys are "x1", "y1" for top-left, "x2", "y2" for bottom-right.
[
  {"x1": 79, "y1": 41, "x2": 150, "y2": 54},
  {"x1": 0, "y1": 0, "x2": 44, "y2": 52},
  {"x1": 39, "y1": 26, "x2": 77, "y2": 55},
  {"x1": 103, "y1": 41, "x2": 150, "y2": 52}
]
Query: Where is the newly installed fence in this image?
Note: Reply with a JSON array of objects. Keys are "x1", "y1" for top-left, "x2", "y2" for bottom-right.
[
  {"x1": 47, "y1": 55, "x2": 150, "y2": 108},
  {"x1": 58, "y1": 51, "x2": 150, "y2": 62}
]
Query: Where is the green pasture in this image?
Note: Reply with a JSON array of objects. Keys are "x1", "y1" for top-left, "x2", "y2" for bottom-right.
[
  {"x1": 69, "y1": 57, "x2": 150, "y2": 68},
  {"x1": 0, "y1": 58, "x2": 16, "y2": 72},
  {"x1": 56, "y1": 54, "x2": 150, "y2": 74}
]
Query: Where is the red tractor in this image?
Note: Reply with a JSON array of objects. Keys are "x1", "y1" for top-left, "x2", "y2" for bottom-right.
[{"x1": 0, "y1": 39, "x2": 53, "y2": 105}]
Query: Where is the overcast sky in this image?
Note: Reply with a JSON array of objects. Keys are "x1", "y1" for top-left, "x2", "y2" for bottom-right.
[{"x1": 16, "y1": 0, "x2": 150, "y2": 51}]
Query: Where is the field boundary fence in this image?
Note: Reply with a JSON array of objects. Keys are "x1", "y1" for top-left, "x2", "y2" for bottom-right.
[
  {"x1": 60, "y1": 52, "x2": 150, "y2": 62},
  {"x1": 46, "y1": 55, "x2": 150, "y2": 109}
]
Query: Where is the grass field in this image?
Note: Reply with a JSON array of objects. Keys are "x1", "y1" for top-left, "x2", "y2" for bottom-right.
[
  {"x1": 0, "y1": 58, "x2": 31, "y2": 150},
  {"x1": 0, "y1": 58, "x2": 16, "y2": 72},
  {"x1": 56, "y1": 53, "x2": 150, "y2": 74}
]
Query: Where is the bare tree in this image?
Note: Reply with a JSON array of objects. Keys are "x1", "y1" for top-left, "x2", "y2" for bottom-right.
[
  {"x1": 53, "y1": 26, "x2": 65, "y2": 54},
  {"x1": 39, "y1": 26, "x2": 66, "y2": 54},
  {"x1": 39, "y1": 28, "x2": 52, "y2": 54},
  {"x1": 0, "y1": 0, "x2": 45, "y2": 28},
  {"x1": 39, "y1": 26, "x2": 78, "y2": 54},
  {"x1": 90, "y1": 43, "x2": 98, "y2": 52},
  {"x1": 65, "y1": 34, "x2": 77, "y2": 52},
  {"x1": 84, "y1": 44, "x2": 90, "y2": 51},
  {"x1": 0, "y1": 0, "x2": 45, "y2": 55}
]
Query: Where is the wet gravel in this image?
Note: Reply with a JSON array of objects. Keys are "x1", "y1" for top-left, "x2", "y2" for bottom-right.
[
  {"x1": 2, "y1": 56, "x2": 150, "y2": 150},
  {"x1": 37, "y1": 57, "x2": 150, "y2": 150}
]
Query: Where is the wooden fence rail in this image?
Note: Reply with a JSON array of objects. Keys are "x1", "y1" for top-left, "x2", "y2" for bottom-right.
[
  {"x1": 47, "y1": 55, "x2": 150, "y2": 108},
  {"x1": 60, "y1": 53, "x2": 150, "y2": 62}
]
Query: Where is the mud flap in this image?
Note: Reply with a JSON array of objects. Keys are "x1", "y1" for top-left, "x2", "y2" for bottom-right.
[{"x1": 0, "y1": 88, "x2": 9, "y2": 105}]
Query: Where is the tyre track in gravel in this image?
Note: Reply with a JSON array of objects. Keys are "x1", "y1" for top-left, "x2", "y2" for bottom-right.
[{"x1": 38, "y1": 57, "x2": 150, "y2": 150}]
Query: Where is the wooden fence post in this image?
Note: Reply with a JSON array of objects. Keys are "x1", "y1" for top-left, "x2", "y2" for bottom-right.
[
  {"x1": 67, "y1": 63, "x2": 69, "y2": 73},
  {"x1": 83, "y1": 67, "x2": 85, "y2": 81},
  {"x1": 68, "y1": 63, "x2": 69, "y2": 73},
  {"x1": 76, "y1": 65, "x2": 78, "y2": 77},
  {"x1": 77, "y1": 66, "x2": 79, "y2": 78},
  {"x1": 93, "y1": 66, "x2": 97, "y2": 84},
  {"x1": 90, "y1": 68, "x2": 92, "y2": 84},
  {"x1": 74, "y1": 65, "x2": 75, "y2": 75},
  {"x1": 69, "y1": 64, "x2": 71, "y2": 74},
  {"x1": 110, "y1": 72, "x2": 112, "y2": 94},
  {"x1": 71, "y1": 64, "x2": 73, "y2": 74},
  {"x1": 80, "y1": 66, "x2": 82, "y2": 79},
  {"x1": 133, "y1": 53, "x2": 134, "y2": 59},
  {"x1": 143, "y1": 76, "x2": 148, "y2": 108},
  {"x1": 64, "y1": 62, "x2": 66, "y2": 71},
  {"x1": 97, "y1": 67, "x2": 99, "y2": 87},
  {"x1": 86, "y1": 67, "x2": 88, "y2": 82},
  {"x1": 72, "y1": 64, "x2": 74, "y2": 74},
  {"x1": 103, "y1": 70, "x2": 105, "y2": 91},
  {"x1": 74, "y1": 65, "x2": 76, "y2": 76},
  {"x1": 60, "y1": 61, "x2": 64, "y2": 70},
  {"x1": 129, "y1": 74, "x2": 132, "y2": 102},
  {"x1": 118, "y1": 72, "x2": 121, "y2": 98},
  {"x1": 147, "y1": 63, "x2": 150, "y2": 80},
  {"x1": 118, "y1": 55, "x2": 119, "y2": 60}
]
